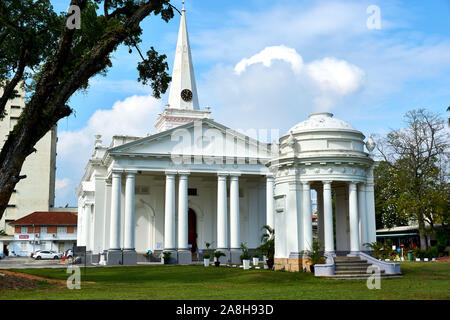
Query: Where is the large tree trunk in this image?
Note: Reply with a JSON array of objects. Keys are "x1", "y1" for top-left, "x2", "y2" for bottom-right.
[{"x1": 418, "y1": 219, "x2": 427, "y2": 250}]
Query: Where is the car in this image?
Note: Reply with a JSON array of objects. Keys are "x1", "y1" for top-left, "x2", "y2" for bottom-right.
[
  {"x1": 34, "y1": 250, "x2": 62, "y2": 260},
  {"x1": 30, "y1": 250, "x2": 42, "y2": 258}
]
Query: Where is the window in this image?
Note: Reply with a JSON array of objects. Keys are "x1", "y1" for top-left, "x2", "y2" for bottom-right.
[
  {"x1": 21, "y1": 226, "x2": 27, "y2": 234},
  {"x1": 188, "y1": 188, "x2": 198, "y2": 196},
  {"x1": 57, "y1": 227, "x2": 66, "y2": 234},
  {"x1": 14, "y1": 226, "x2": 21, "y2": 234},
  {"x1": 47, "y1": 226, "x2": 57, "y2": 234},
  {"x1": 41, "y1": 226, "x2": 47, "y2": 234},
  {"x1": 7, "y1": 204, "x2": 16, "y2": 208},
  {"x1": 10, "y1": 105, "x2": 21, "y2": 109},
  {"x1": 20, "y1": 242, "x2": 27, "y2": 251},
  {"x1": 10, "y1": 116, "x2": 19, "y2": 120}
]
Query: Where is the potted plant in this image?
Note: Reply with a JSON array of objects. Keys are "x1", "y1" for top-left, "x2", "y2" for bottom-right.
[
  {"x1": 162, "y1": 251, "x2": 172, "y2": 265},
  {"x1": 203, "y1": 242, "x2": 212, "y2": 267},
  {"x1": 252, "y1": 254, "x2": 260, "y2": 266},
  {"x1": 301, "y1": 238, "x2": 324, "y2": 273},
  {"x1": 240, "y1": 242, "x2": 251, "y2": 270},
  {"x1": 214, "y1": 250, "x2": 225, "y2": 267},
  {"x1": 256, "y1": 225, "x2": 275, "y2": 269}
]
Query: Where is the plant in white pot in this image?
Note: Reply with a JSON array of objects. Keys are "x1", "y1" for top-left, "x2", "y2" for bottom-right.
[
  {"x1": 214, "y1": 250, "x2": 226, "y2": 267},
  {"x1": 252, "y1": 254, "x2": 260, "y2": 266},
  {"x1": 240, "y1": 242, "x2": 251, "y2": 270},
  {"x1": 203, "y1": 242, "x2": 213, "y2": 267},
  {"x1": 203, "y1": 252, "x2": 211, "y2": 267}
]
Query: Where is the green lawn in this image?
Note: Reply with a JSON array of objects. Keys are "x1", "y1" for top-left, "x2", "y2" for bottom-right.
[{"x1": 1, "y1": 261, "x2": 449, "y2": 300}]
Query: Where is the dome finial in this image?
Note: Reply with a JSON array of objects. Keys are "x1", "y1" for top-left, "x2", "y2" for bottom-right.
[{"x1": 182, "y1": 0, "x2": 185, "y2": 12}]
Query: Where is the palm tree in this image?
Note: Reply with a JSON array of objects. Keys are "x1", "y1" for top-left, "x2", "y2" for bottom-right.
[{"x1": 257, "y1": 225, "x2": 275, "y2": 268}]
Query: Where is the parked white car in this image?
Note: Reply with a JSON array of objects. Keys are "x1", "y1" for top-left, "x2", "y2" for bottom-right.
[{"x1": 34, "y1": 250, "x2": 62, "y2": 260}]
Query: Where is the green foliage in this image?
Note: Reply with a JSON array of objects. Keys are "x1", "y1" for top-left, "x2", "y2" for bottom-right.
[
  {"x1": 203, "y1": 253, "x2": 210, "y2": 259},
  {"x1": 239, "y1": 242, "x2": 250, "y2": 262},
  {"x1": 137, "y1": 47, "x2": 171, "y2": 98},
  {"x1": 162, "y1": 251, "x2": 171, "y2": 260},
  {"x1": 256, "y1": 225, "x2": 274, "y2": 261},
  {"x1": 365, "y1": 241, "x2": 396, "y2": 260},
  {"x1": 0, "y1": 229, "x2": 6, "y2": 236},
  {"x1": 374, "y1": 109, "x2": 449, "y2": 249},
  {"x1": 435, "y1": 228, "x2": 449, "y2": 254},
  {"x1": 300, "y1": 238, "x2": 324, "y2": 265},
  {"x1": 214, "y1": 250, "x2": 225, "y2": 259}
]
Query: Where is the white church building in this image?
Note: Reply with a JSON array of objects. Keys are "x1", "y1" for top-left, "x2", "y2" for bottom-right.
[{"x1": 76, "y1": 7, "x2": 394, "y2": 273}]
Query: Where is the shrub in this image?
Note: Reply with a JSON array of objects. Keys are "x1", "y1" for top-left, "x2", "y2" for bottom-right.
[{"x1": 239, "y1": 242, "x2": 250, "y2": 262}]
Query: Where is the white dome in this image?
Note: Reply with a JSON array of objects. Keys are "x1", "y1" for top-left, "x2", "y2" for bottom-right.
[{"x1": 289, "y1": 112, "x2": 357, "y2": 133}]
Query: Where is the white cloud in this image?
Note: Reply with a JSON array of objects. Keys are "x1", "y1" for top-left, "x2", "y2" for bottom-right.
[
  {"x1": 234, "y1": 45, "x2": 303, "y2": 75},
  {"x1": 55, "y1": 178, "x2": 70, "y2": 190},
  {"x1": 55, "y1": 94, "x2": 163, "y2": 206},
  {"x1": 230, "y1": 45, "x2": 365, "y2": 112},
  {"x1": 306, "y1": 57, "x2": 365, "y2": 95}
]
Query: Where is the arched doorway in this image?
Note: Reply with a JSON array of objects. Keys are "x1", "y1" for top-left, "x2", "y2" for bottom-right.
[{"x1": 188, "y1": 208, "x2": 197, "y2": 253}]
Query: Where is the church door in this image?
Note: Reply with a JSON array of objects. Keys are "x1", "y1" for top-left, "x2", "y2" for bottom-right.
[{"x1": 188, "y1": 209, "x2": 197, "y2": 253}]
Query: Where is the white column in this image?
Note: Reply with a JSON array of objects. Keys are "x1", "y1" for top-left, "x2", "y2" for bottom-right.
[
  {"x1": 178, "y1": 172, "x2": 189, "y2": 250},
  {"x1": 164, "y1": 172, "x2": 176, "y2": 250},
  {"x1": 124, "y1": 172, "x2": 136, "y2": 250},
  {"x1": 323, "y1": 181, "x2": 334, "y2": 254},
  {"x1": 358, "y1": 183, "x2": 369, "y2": 250},
  {"x1": 302, "y1": 182, "x2": 313, "y2": 252},
  {"x1": 317, "y1": 188, "x2": 325, "y2": 247},
  {"x1": 348, "y1": 181, "x2": 360, "y2": 253},
  {"x1": 217, "y1": 173, "x2": 228, "y2": 250},
  {"x1": 82, "y1": 205, "x2": 89, "y2": 248},
  {"x1": 230, "y1": 174, "x2": 240, "y2": 250},
  {"x1": 89, "y1": 204, "x2": 94, "y2": 251},
  {"x1": 109, "y1": 172, "x2": 122, "y2": 250},
  {"x1": 366, "y1": 167, "x2": 377, "y2": 243},
  {"x1": 266, "y1": 175, "x2": 275, "y2": 229}
]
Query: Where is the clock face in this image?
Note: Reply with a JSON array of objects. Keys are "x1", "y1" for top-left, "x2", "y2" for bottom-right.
[{"x1": 181, "y1": 89, "x2": 193, "y2": 102}]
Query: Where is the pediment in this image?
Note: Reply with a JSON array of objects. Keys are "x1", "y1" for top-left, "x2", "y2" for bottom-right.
[{"x1": 109, "y1": 119, "x2": 272, "y2": 159}]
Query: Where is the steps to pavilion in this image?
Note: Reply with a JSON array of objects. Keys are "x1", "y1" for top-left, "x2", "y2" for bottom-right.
[{"x1": 326, "y1": 256, "x2": 402, "y2": 280}]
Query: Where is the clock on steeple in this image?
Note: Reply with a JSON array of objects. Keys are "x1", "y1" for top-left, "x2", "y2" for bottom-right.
[{"x1": 181, "y1": 89, "x2": 193, "y2": 102}]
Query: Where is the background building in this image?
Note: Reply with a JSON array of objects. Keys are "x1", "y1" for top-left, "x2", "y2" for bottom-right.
[
  {"x1": 2, "y1": 211, "x2": 77, "y2": 257},
  {"x1": 0, "y1": 85, "x2": 57, "y2": 235}
]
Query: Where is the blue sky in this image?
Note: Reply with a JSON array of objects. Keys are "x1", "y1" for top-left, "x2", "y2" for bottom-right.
[{"x1": 51, "y1": 0, "x2": 450, "y2": 206}]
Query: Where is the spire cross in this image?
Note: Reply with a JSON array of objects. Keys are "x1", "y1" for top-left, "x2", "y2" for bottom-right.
[{"x1": 182, "y1": 1, "x2": 185, "y2": 11}]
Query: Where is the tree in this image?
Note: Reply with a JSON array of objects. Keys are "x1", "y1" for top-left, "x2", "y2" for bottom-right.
[
  {"x1": 0, "y1": 0, "x2": 176, "y2": 221},
  {"x1": 375, "y1": 109, "x2": 449, "y2": 249}
]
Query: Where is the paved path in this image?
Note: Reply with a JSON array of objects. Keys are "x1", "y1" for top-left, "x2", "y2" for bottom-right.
[{"x1": 0, "y1": 256, "x2": 67, "y2": 269}]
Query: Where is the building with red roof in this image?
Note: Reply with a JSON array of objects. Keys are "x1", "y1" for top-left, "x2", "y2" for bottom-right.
[{"x1": 1, "y1": 211, "x2": 78, "y2": 257}]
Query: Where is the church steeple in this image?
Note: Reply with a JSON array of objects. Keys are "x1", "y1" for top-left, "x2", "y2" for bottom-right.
[
  {"x1": 155, "y1": 3, "x2": 211, "y2": 133},
  {"x1": 167, "y1": 4, "x2": 199, "y2": 110}
]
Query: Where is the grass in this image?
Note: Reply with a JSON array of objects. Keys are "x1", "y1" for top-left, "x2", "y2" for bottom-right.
[{"x1": 0, "y1": 261, "x2": 449, "y2": 300}]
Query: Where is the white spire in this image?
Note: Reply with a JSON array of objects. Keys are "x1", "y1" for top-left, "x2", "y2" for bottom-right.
[{"x1": 167, "y1": 5, "x2": 199, "y2": 110}]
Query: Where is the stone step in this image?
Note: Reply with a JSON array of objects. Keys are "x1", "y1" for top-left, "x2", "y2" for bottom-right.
[
  {"x1": 326, "y1": 273, "x2": 402, "y2": 280},
  {"x1": 335, "y1": 264, "x2": 371, "y2": 271},
  {"x1": 334, "y1": 259, "x2": 368, "y2": 264},
  {"x1": 334, "y1": 256, "x2": 363, "y2": 262},
  {"x1": 334, "y1": 269, "x2": 386, "y2": 275},
  {"x1": 335, "y1": 261, "x2": 369, "y2": 266}
]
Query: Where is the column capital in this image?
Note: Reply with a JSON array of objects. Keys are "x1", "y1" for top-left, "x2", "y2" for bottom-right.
[
  {"x1": 266, "y1": 173, "x2": 275, "y2": 180},
  {"x1": 229, "y1": 172, "x2": 241, "y2": 177},
  {"x1": 349, "y1": 181, "x2": 358, "y2": 189},
  {"x1": 125, "y1": 171, "x2": 136, "y2": 178},
  {"x1": 111, "y1": 170, "x2": 122, "y2": 178},
  {"x1": 217, "y1": 172, "x2": 228, "y2": 177},
  {"x1": 165, "y1": 170, "x2": 177, "y2": 176},
  {"x1": 178, "y1": 170, "x2": 190, "y2": 176},
  {"x1": 301, "y1": 181, "x2": 311, "y2": 187}
]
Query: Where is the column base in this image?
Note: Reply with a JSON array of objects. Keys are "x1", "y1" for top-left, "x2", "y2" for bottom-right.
[
  {"x1": 177, "y1": 250, "x2": 192, "y2": 265},
  {"x1": 347, "y1": 251, "x2": 361, "y2": 257},
  {"x1": 107, "y1": 250, "x2": 123, "y2": 266},
  {"x1": 274, "y1": 253, "x2": 306, "y2": 272},
  {"x1": 215, "y1": 248, "x2": 230, "y2": 264},
  {"x1": 324, "y1": 251, "x2": 336, "y2": 257},
  {"x1": 230, "y1": 248, "x2": 242, "y2": 264},
  {"x1": 122, "y1": 249, "x2": 137, "y2": 265}
]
